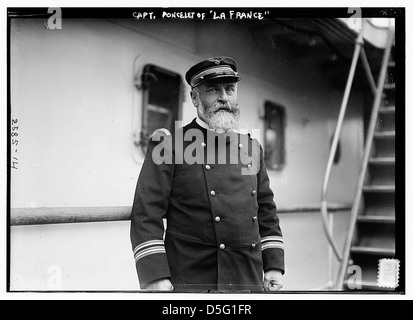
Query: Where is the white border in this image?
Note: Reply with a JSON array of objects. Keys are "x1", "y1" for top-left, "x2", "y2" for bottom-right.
[{"x1": 1, "y1": 0, "x2": 411, "y2": 301}]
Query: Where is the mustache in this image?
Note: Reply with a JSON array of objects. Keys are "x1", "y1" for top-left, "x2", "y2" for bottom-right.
[{"x1": 211, "y1": 102, "x2": 239, "y2": 113}]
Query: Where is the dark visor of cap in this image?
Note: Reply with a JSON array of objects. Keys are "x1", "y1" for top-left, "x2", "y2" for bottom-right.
[{"x1": 191, "y1": 66, "x2": 240, "y2": 88}]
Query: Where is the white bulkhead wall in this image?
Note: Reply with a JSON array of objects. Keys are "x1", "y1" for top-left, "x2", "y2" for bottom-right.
[{"x1": 10, "y1": 18, "x2": 364, "y2": 209}]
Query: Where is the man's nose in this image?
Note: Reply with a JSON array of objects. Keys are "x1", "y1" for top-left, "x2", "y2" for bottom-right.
[{"x1": 217, "y1": 87, "x2": 228, "y2": 103}]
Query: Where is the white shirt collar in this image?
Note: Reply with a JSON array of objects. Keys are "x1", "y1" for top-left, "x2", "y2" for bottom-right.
[{"x1": 196, "y1": 117, "x2": 213, "y2": 130}]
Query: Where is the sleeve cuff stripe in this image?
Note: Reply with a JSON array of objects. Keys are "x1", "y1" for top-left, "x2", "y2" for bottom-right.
[
  {"x1": 134, "y1": 247, "x2": 166, "y2": 262},
  {"x1": 262, "y1": 243, "x2": 284, "y2": 251},
  {"x1": 133, "y1": 240, "x2": 165, "y2": 255},
  {"x1": 261, "y1": 236, "x2": 283, "y2": 243}
]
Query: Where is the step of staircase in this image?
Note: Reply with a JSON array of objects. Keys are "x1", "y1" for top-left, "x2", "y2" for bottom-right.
[
  {"x1": 379, "y1": 106, "x2": 395, "y2": 114},
  {"x1": 369, "y1": 157, "x2": 395, "y2": 165},
  {"x1": 357, "y1": 216, "x2": 395, "y2": 223},
  {"x1": 374, "y1": 131, "x2": 395, "y2": 139},
  {"x1": 360, "y1": 281, "x2": 396, "y2": 291},
  {"x1": 384, "y1": 83, "x2": 396, "y2": 90},
  {"x1": 363, "y1": 185, "x2": 395, "y2": 193},
  {"x1": 351, "y1": 246, "x2": 395, "y2": 257}
]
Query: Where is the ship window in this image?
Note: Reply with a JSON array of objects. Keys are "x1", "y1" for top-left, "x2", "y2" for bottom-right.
[{"x1": 139, "y1": 64, "x2": 183, "y2": 151}]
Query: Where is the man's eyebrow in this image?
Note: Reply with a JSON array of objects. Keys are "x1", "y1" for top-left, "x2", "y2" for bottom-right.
[
  {"x1": 203, "y1": 84, "x2": 219, "y2": 91},
  {"x1": 202, "y1": 83, "x2": 236, "y2": 90}
]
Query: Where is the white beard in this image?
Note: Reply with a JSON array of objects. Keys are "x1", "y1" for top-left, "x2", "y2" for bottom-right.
[{"x1": 197, "y1": 98, "x2": 241, "y2": 131}]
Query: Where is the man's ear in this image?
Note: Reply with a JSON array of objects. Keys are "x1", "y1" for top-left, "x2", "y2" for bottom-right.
[{"x1": 190, "y1": 90, "x2": 198, "y2": 108}]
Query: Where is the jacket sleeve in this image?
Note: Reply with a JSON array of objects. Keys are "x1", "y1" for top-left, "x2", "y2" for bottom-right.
[
  {"x1": 256, "y1": 142, "x2": 285, "y2": 274},
  {"x1": 130, "y1": 131, "x2": 175, "y2": 288}
]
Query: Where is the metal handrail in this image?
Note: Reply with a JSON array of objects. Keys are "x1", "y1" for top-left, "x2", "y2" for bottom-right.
[
  {"x1": 360, "y1": 48, "x2": 378, "y2": 95},
  {"x1": 320, "y1": 27, "x2": 366, "y2": 262},
  {"x1": 335, "y1": 28, "x2": 395, "y2": 289},
  {"x1": 10, "y1": 204, "x2": 351, "y2": 226}
]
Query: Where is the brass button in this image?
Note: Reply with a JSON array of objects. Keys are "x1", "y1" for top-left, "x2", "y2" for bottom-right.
[
  {"x1": 205, "y1": 165, "x2": 211, "y2": 170},
  {"x1": 201, "y1": 142, "x2": 207, "y2": 148},
  {"x1": 252, "y1": 216, "x2": 258, "y2": 221},
  {"x1": 247, "y1": 163, "x2": 252, "y2": 169},
  {"x1": 251, "y1": 243, "x2": 256, "y2": 248},
  {"x1": 239, "y1": 143, "x2": 243, "y2": 149},
  {"x1": 210, "y1": 190, "x2": 216, "y2": 197},
  {"x1": 219, "y1": 244, "x2": 226, "y2": 250},
  {"x1": 252, "y1": 190, "x2": 257, "y2": 196},
  {"x1": 215, "y1": 216, "x2": 221, "y2": 223}
]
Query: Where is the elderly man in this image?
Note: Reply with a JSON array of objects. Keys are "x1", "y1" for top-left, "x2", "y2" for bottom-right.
[{"x1": 130, "y1": 57, "x2": 285, "y2": 292}]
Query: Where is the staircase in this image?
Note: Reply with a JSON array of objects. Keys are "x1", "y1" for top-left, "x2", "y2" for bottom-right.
[{"x1": 340, "y1": 37, "x2": 396, "y2": 291}]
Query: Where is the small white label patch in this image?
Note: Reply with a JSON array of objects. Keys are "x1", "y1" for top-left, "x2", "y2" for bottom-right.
[{"x1": 377, "y1": 258, "x2": 400, "y2": 289}]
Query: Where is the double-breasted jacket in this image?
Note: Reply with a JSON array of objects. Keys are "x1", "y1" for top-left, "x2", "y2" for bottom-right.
[{"x1": 130, "y1": 119, "x2": 284, "y2": 292}]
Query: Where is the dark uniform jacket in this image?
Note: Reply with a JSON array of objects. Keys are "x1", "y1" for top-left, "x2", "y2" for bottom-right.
[{"x1": 130, "y1": 119, "x2": 284, "y2": 292}]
